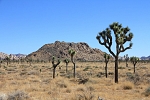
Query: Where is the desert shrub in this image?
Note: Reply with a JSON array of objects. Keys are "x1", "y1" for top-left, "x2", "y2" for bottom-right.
[
  {"x1": 78, "y1": 78, "x2": 89, "y2": 84},
  {"x1": 108, "y1": 72, "x2": 114, "y2": 75},
  {"x1": 126, "y1": 72, "x2": 133, "y2": 78},
  {"x1": 66, "y1": 88, "x2": 71, "y2": 93},
  {"x1": 0, "y1": 93, "x2": 7, "y2": 100},
  {"x1": 27, "y1": 70, "x2": 39, "y2": 75},
  {"x1": 0, "y1": 71, "x2": 5, "y2": 75},
  {"x1": 56, "y1": 80, "x2": 68, "y2": 88},
  {"x1": 126, "y1": 72, "x2": 147, "y2": 85},
  {"x1": 140, "y1": 66, "x2": 147, "y2": 69},
  {"x1": 146, "y1": 73, "x2": 150, "y2": 77},
  {"x1": 7, "y1": 90, "x2": 29, "y2": 100},
  {"x1": 94, "y1": 66, "x2": 98, "y2": 68},
  {"x1": 118, "y1": 66, "x2": 125, "y2": 69},
  {"x1": 20, "y1": 71, "x2": 27, "y2": 76},
  {"x1": 3, "y1": 66, "x2": 7, "y2": 69},
  {"x1": 122, "y1": 81, "x2": 134, "y2": 90},
  {"x1": 76, "y1": 87, "x2": 85, "y2": 92},
  {"x1": 42, "y1": 78, "x2": 51, "y2": 84},
  {"x1": 19, "y1": 65, "x2": 28, "y2": 68},
  {"x1": 83, "y1": 66, "x2": 91, "y2": 71},
  {"x1": 142, "y1": 86, "x2": 150, "y2": 96},
  {"x1": 87, "y1": 86, "x2": 94, "y2": 91},
  {"x1": 126, "y1": 72, "x2": 140, "y2": 85},
  {"x1": 73, "y1": 90, "x2": 94, "y2": 100},
  {"x1": 97, "y1": 72, "x2": 105, "y2": 78},
  {"x1": 6, "y1": 67, "x2": 16, "y2": 71}
]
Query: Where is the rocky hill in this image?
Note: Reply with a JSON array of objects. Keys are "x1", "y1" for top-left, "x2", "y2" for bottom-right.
[{"x1": 26, "y1": 41, "x2": 107, "y2": 62}]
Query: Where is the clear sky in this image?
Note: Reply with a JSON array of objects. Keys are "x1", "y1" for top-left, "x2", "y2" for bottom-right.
[{"x1": 0, "y1": 0, "x2": 150, "y2": 57}]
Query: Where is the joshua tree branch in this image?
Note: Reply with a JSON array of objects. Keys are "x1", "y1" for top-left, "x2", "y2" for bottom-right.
[{"x1": 120, "y1": 45, "x2": 131, "y2": 53}]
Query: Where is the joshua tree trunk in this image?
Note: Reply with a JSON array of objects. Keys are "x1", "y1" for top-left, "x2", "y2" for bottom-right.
[
  {"x1": 134, "y1": 64, "x2": 136, "y2": 73},
  {"x1": 73, "y1": 62, "x2": 76, "y2": 78},
  {"x1": 115, "y1": 56, "x2": 119, "y2": 83},
  {"x1": 105, "y1": 63, "x2": 108, "y2": 78},
  {"x1": 126, "y1": 61, "x2": 128, "y2": 67},
  {"x1": 66, "y1": 63, "x2": 68, "y2": 73},
  {"x1": 53, "y1": 67, "x2": 56, "y2": 78}
]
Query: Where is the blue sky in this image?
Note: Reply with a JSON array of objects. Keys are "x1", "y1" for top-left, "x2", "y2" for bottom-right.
[{"x1": 0, "y1": 0, "x2": 150, "y2": 57}]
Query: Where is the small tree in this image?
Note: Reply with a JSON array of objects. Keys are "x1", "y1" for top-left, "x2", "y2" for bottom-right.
[
  {"x1": 96, "y1": 22, "x2": 133, "y2": 83},
  {"x1": 28, "y1": 58, "x2": 32, "y2": 66},
  {"x1": 5, "y1": 56, "x2": 10, "y2": 65},
  {"x1": 104, "y1": 53, "x2": 110, "y2": 78},
  {"x1": 124, "y1": 54, "x2": 129, "y2": 67},
  {"x1": 52, "y1": 56, "x2": 61, "y2": 78},
  {"x1": 0, "y1": 57, "x2": 2, "y2": 68},
  {"x1": 130, "y1": 56, "x2": 139, "y2": 73},
  {"x1": 68, "y1": 49, "x2": 76, "y2": 78},
  {"x1": 64, "y1": 59, "x2": 70, "y2": 73}
]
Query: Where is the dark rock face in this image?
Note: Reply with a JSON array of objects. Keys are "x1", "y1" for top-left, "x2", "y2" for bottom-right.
[{"x1": 26, "y1": 41, "x2": 105, "y2": 62}]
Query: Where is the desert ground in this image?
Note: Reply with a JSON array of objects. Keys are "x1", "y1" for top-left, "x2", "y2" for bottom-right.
[{"x1": 0, "y1": 61, "x2": 150, "y2": 100}]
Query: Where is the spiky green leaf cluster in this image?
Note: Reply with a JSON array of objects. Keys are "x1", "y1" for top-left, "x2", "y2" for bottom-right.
[
  {"x1": 104, "y1": 53, "x2": 110, "y2": 60},
  {"x1": 68, "y1": 49, "x2": 76, "y2": 57},
  {"x1": 124, "y1": 54, "x2": 129, "y2": 60},
  {"x1": 64, "y1": 59, "x2": 70, "y2": 63},
  {"x1": 109, "y1": 22, "x2": 133, "y2": 45},
  {"x1": 52, "y1": 56, "x2": 61, "y2": 65},
  {"x1": 130, "y1": 56, "x2": 139, "y2": 62}
]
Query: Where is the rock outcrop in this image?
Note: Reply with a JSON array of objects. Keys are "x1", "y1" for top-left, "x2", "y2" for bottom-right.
[{"x1": 26, "y1": 41, "x2": 106, "y2": 62}]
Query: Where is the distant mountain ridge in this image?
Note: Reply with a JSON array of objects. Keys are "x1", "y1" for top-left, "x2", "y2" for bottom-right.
[
  {"x1": 140, "y1": 56, "x2": 150, "y2": 60},
  {"x1": 0, "y1": 52, "x2": 26, "y2": 60}
]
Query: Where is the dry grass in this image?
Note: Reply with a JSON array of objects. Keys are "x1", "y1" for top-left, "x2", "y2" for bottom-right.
[{"x1": 0, "y1": 61, "x2": 150, "y2": 100}]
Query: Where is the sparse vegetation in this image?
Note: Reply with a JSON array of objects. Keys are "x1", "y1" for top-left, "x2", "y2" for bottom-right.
[{"x1": 0, "y1": 61, "x2": 149, "y2": 100}]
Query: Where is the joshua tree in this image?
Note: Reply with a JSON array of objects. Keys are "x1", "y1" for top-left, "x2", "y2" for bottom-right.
[
  {"x1": 68, "y1": 49, "x2": 76, "y2": 78},
  {"x1": 124, "y1": 54, "x2": 129, "y2": 67},
  {"x1": 5, "y1": 56, "x2": 10, "y2": 65},
  {"x1": 0, "y1": 57, "x2": 2, "y2": 68},
  {"x1": 64, "y1": 59, "x2": 70, "y2": 73},
  {"x1": 130, "y1": 56, "x2": 139, "y2": 73},
  {"x1": 104, "y1": 53, "x2": 110, "y2": 78},
  {"x1": 96, "y1": 22, "x2": 133, "y2": 83},
  {"x1": 52, "y1": 56, "x2": 61, "y2": 78}
]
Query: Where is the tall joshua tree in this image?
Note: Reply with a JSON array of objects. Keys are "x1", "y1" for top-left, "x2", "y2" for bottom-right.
[
  {"x1": 96, "y1": 22, "x2": 133, "y2": 83},
  {"x1": 68, "y1": 49, "x2": 76, "y2": 78},
  {"x1": 64, "y1": 59, "x2": 70, "y2": 73},
  {"x1": 124, "y1": 54, "x2": 129, "y2": 67},
  {"x1": 104, "y1": 53, "x2": 110, "y2": 78},
  {"x1": 52, "y1": 56, "x2": 61, "y2": 78},
  {"x1": 130, "y1": 56, "x2": 139, "y2": 73}
]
